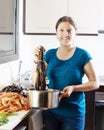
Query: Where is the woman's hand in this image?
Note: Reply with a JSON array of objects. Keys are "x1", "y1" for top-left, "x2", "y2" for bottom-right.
[
  {"x1": 59, "y1": 86, "x2": 74, "y2": 101},
  {"x1": 34, "y1": 45, "x2": 45, "y2": 64}
]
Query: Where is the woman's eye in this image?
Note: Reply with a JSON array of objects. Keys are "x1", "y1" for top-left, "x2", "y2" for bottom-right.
[
  {"x1": 60, "y1": 29, "x2": 63, "y2": 32},
  {"x1": 67, "y1": 30, "x2": 71, "y2": 33}
]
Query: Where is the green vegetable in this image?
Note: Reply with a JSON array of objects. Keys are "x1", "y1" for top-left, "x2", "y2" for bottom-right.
[
  {"x1": 0, "y1": 116, "x2": 8, "y2": 126},
  {"x1": 0, "y1": 112, "x2": 17, "y2": 117},
  {"x1": 0, "y1": 112, "x2": 17, "y2": 126}
]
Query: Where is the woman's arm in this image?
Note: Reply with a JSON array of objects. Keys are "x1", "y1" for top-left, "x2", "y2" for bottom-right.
[
  {"x1": 59, "y1": 60, "x2": 99, "y2": 100},
  {"x1": 73, "y1": 60, "x2": 99, "y2": 91}
]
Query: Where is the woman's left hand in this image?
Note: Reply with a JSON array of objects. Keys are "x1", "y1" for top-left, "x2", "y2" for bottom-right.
[{"x1": 59, "y1": 86, "x2": 74, "y2": 101}]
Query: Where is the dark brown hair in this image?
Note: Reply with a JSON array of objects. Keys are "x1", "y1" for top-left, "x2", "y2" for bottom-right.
[{"x1": 55, "y1": 16, "x2": 77, "y2": 31}]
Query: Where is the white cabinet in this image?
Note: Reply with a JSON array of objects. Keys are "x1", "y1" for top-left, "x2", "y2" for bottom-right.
[
  {"x1": 68, "y1": 0, "x2": 98, "y2": 35},
  {"x1": 24, "y1": 0, "x2": 98, "y2": 35},
  {"x1": 24, "y1": 0, "x2": 68, "y2": 34},
  {"x1": 0, "y1": 0, "x2": 14, "y2": 33},
  {"x1": 98, "y1": 0, "x2": 104, "y2": 31}
]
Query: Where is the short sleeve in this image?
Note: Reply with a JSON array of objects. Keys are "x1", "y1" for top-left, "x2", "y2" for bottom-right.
[
  {"x1": 82, "y1": 49, "x2": 92, "y2": 66},
  {"x1": 44, "y1": 49, "x2": 57, "y2": 63}
]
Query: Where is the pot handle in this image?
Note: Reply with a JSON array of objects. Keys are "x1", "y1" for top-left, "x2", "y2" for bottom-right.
[
  {"x1": 59, "y1": 91, "x2": 65, "y2": 95},
  {"x1": 60, "y1": 91, "x2": 64, "y2": 94}
]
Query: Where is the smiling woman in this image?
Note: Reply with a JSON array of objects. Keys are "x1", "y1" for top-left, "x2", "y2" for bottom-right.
[{"x1": 0, "y1": 0, "x2": 18, "y2": 63}]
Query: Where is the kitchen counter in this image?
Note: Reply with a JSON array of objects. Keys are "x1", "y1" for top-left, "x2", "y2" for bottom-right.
[{"x1": 0, "y1": 110, "x2": 31, "y2": 130}]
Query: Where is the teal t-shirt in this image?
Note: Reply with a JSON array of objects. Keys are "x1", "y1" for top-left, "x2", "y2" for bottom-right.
[{"x1": 44, "y1": 47, "x2": 92, "y2": 117}]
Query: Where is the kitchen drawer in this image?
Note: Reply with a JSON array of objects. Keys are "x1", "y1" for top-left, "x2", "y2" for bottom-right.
[
  {"x1": 95, "y1": 91, "x2": 104, "y2": 101},
  {"x1": 95, "y1": 92, "x2": 104, "y2": 106}
]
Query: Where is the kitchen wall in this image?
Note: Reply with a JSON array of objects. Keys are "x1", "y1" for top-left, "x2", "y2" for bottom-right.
[{"x1": 0, "y1": 0, "x2": 104, "y2": 88}]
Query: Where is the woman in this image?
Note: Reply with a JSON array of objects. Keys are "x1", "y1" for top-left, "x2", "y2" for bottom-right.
[{"x1": 33, "y1": 16, "x2": 99, "y2": 130}]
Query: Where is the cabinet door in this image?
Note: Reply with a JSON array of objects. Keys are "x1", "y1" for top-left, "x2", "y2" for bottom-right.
[
  {"x1": 85, "y1": 91, "x2": 95, "y2": 130},
  {"x1": 24, "y1": 0, "x2": 68, "y2": 34},
  {"x1": 98, "y1": 0, "x2": 104, "y2": 32},
  {"x1": 0, "y1": 0, "x2": 14, "y2": 33},
  {"x1": 68, "y1": 0, "x2": 98, "y2": 35}
]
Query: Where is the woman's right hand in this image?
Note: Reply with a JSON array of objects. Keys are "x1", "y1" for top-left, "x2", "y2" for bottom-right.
[{"x1": 34, "y1": 45, "x2": 45, "y2": 64}]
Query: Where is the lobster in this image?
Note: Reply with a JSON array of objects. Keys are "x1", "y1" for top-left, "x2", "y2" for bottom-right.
[{"x1": 35, "y1": 46, "x2": 46, "y2": 90}]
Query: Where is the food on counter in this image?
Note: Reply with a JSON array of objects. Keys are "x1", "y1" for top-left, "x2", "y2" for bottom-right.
[
  {"x1": 35, "y1": 46, "x2": 46, "y2": 90},
  {"x1": 0, "y1": 112, "x2": 17, "y2": 126},
  {"x1": 0, "y1": 92, "x2": 30, "y2": 113},
  {"x1": 0, "y1": 114, "x2": 8, "y2": 126},
  {"x1": 1, "y1": 84, "x2": 28, "y2": 97},
  {"x1": 1, "y1": 84, "x2": 22, "y2": 93}
]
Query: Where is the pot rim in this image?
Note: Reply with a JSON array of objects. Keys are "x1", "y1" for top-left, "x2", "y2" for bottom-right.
[{"x1": 29, "y1": 88, "x2": 60, "y2": 93}]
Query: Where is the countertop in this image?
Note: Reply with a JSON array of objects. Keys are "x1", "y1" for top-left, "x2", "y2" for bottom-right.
[{"x1": 0, "y1": 110, "x2": 30, "y2": 130}]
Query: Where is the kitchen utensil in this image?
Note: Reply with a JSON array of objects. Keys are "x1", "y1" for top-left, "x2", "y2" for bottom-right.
[{"x1": 28, "y1": 88, "x2": 61, "y2": 109}]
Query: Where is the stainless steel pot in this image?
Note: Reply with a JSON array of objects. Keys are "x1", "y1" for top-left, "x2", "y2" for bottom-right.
[{"x1": 28, "y1": 89, "x2": 60, "y2": 109}]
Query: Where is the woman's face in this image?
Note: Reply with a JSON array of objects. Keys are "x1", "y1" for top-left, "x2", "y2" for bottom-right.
[{"x1": 56, "y1": 21, "x2": 76, "y2": 46}]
